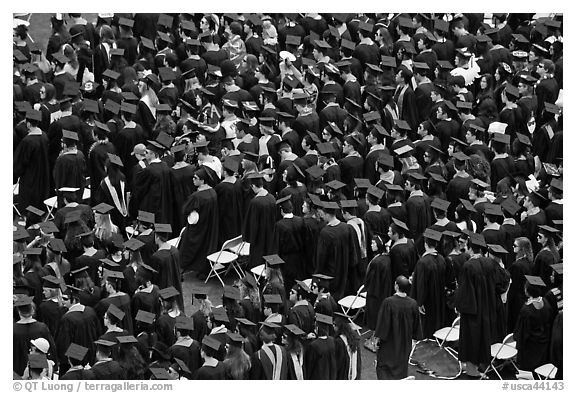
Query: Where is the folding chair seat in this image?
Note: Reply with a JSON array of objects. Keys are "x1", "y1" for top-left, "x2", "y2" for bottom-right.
[
  {"x1": 483, "y1": 333, "x2": 519, "y2": 379},
  {"x1": 227, "y1": 241, "x2": 250, "y2": 256},
  {"x1": 43, "y1": 196, "x2": 58, "y2": 221},
  {"x1": 205, "y1": 236, "x2": 245, "y2": 286},
  {"x1": 125, "y1": 226, "x2": 138, "y2": 239},
  {"x1": 13, "y1": 183, "x2": 22, "y2": 218},
  {"x1": 432, "y1": 317, "x2": 461, "y2": 358},
  {"x1": 250, "y1": 264, "x2": 267, "y2": 283},
  {"x1": 338, "y1": 284, "x2": 367, "y2": 322},
  {"x1": 534, "y1": 364, "x2": 557, "y2": 380},
  {"x1": 82, "y1": 188, "x2": 90, "y2": 201}
]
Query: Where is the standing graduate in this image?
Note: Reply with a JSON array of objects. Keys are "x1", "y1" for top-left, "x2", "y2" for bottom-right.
[
  {"x1": 388, "y1": 218, "x2": 419, "y2": 278},
  {"x1": 94, "y1": 271, "x2": 134, "y2": 334},
  {"x1": 214, "y1": 158, "x2": 244, "y2": 247},
  {"x1": 273, "y1": 195, "x2": 307, "y2": 291},
  {"x1": 95, "y1": 154, "x2": 129, "y2": 232},
  {"x1": 53, "y1": 130, "x2": 87, "y2": 207},
  {"x1": 90, "y1": 339, "x2": 125, "y2": 379},
  {"x1": 149, "y1": 223, "x2": 183, "y2": 310},
  {"x1": 455, "y1": 233, "x2": 493, "y2": 377},
  {"x1": 13, "y1": 110, "x2": 51, "y2": 210},
  {"x1": 55, "y1": 287, "x2": 102, "y2": 373},
  {"x1": 131, "y1": 264, "x2": 161, "y2": 319},
  {"x1": 242, "y1": 173, "x2": 277, "y2": 268},
  {"x1": 13, "y1": 296, "x2": 56, "y2": 376},
  {"x1": 287, "y1": 281, "x2": 316, "y2": 335},
  {"x1": 410, "y1": 229, "x2": 446, "y2": 338},
  {"x1": 514, "y1": 276, "x2": 552, "y2": 371},
  {"x1": 169, "y1": 143, "x2": 197, "y2": 234},
  {"x1": 178, "y1": 166, "x2": 219, "y2": 279},
  {"x1": 132, "y1": 140, "x2": 175, "y2": 226},
  {"x1": 304, "y1": 314, "x2": 337, "y2": 380},
  {"x1": 333, "y1": 312, "x2": 362, "y2": 380},
  {"x1": 315, "y1": 201, "x2": 361, "y2": 300},
  {"x1": 155, "y1": 287, "x2": 183, "y2": 347},
  {"x1": 374, "y1": 276, "x2": 420, "y2": 380}
]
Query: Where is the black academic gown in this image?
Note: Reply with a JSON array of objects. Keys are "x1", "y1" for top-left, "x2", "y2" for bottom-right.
[
  {"x1": 133, "y1": 160, "x2": 175, "y2": 226},
  {"x1": 507, "y1": 257, "x2": 532, "y2": 332},
  {"x1": 13, "y1": 320, "x2": 56, "y2": 376},
  {"x1": 95, "y1": 294, "x2": 134, "y2": 334},
  {"x1": 287, "y1": 301, "x2": 316, "y2": 335},
  {"x1": 243, "y1": 192, "x2": 277, "y2": 268},
  {"x1": 514, "y1": 300, "x2": 552, "y2": 371},
  {"x1": 455, "y1": 255, "x2": 493, "y2": 366},
  {"x1": 374, "y1": 294, "x2": 420, "y2": 379},
  {"x1": 334, "y1": 335, "x2": 362, "y2": 380},
  {"x1": 170, "y1": 164, "x2": 197, "y2": 235},
  {"x1": 410, "y1": 252, "x2": 446, "y2": 338},
  {"x1": 149, "y1": 247, "x2": 183, "y2": 310},
  {"x1": 55, "y1": 306, "x2": 102, "y2": 369},
  {"x1": 273, "y1": 215, "x2": 307, "y2": 290},
  {"x1": 87, "y1": 141, "x2": 117, "y2": 205},
  {"x1": 178, "y1": 188, "x2": 219, "y2": 274},
  {"x1": 304, "y1": 337, "x2": 337, "y2": 380},
  {"x1": 315, "y1": 222, "x2": 361, "y2": 300},
  {"x1": 90, "y1": 359, "x2": 125, "y2": 379},
  {"x1": 53, "y1": 150, "x2": 87, "y2": 206},
  {"x1": 365, "y1": 253, "x2": 393, "y2": 331},
  {"x1": 13, "y1": 132, "x2": 51, "y2": 210},
  {"x1": 405, "y1": 193, "x2": 432, "y2": 241},
  {"x1": 131, "y1": 285, "x2": 162, "y2": 319},
  {"x1": 214, "y1": 180, "x2": 244, "y2": 247},
  {"x1": 37, "y1": 299, "x2": 68, "y2": 338},
  {"x1": 168, "y1": 338, "x2": 202, "y2": 376}
]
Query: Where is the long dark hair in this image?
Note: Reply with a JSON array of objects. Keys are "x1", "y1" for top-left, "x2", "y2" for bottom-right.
[{"x1": 334, "y1": 316, "x2": 360, "y2": 353}]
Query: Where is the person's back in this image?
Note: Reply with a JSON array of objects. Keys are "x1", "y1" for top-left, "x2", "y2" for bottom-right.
[{"x1": 305, "y1": 336, "x2": 337, "y2": 379}]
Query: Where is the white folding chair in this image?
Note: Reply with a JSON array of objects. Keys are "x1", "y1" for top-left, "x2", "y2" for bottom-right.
[
  {"x1": 534, "y1": 364, "x2": 557, "y2": 380},
  {"x1": 205, "y1": 236, "x2": 245, "y2": 286},
  {"x1": 338, "y1": 284, "x2": 367, "y2": 323},
  {"x1": 250, "y1": 264, "x2": 267, "y2": 283},
  {"x1": 82, "y1": 188, "x2": 91, "y2": 201},
  {"x1": 125, "y1": 226, "x2": 138, "y2": 239},
  {"x1": 13, "y1": 183, "x2": 22, "y2": 218},
  {"x1": 432, "y1": 316, "x2": 461, "y2": 359},
  {"x1": 483, "y1": 333, "x2": 519, "y2": 379},
  {"x1": 227, "y1": 240, "x2": 250, "y2": 257},
  {"x1": 167, "y1": 228, "x2": 185, "y2": 248},
  {"x1": 43, "y1": 196, "x2": 58, "y2": 221}
]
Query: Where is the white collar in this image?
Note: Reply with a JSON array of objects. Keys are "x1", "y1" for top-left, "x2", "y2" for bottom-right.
[{"x1": 409, "y1": 190, "x2": 423, "y2": 198}]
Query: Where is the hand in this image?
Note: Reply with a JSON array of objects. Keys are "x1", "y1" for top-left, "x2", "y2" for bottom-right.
[{"x1": 418, "y1": 305, "x2": 426, "y2": 315}]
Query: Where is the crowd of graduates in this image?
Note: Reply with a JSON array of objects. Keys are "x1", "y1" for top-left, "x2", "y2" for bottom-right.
[{"x1": 13, "y1": 12, "x2": 563, "y2": 380}]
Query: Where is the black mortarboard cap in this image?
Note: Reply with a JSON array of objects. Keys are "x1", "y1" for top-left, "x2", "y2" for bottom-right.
[
  {"x1": 367, "y1": 185, "x2": 385, "y2": 200},
  {"x1": 41, "y1": 275, "x2": 61, "y2": 289},
  {"x1": 340, "y1": 39, "x2": 356, "y2": 51},
  {"x1": 154, "y1": 223, "x2": 172, "y2": 234},
  {"x1": 48, "y1": 238, "x2": 67, "y2": 253},
  {"x1": 316, "y1": 313, "x2": 333, "y2": 325},
  {"x1": 223, "y1": 285, "x2": 241, "y2": 301},
  {"x1": 423, "y1": 228, "x2": 442, "y2": 241},
  {"x1": 488, "y1": 244, "x2": 508, "y2": 255},
  {"x1": 538, "y1": 225, "x2": 559, "y2": 236},
  {"x1": 211, "y1": 307, "x2": 229, "y2": 323},
  {"x1": 391, "y1": 217, "x2": 409, "y2": 232},
  {"x1": 159, "y1": 286, "x2": 180, "y2": 300},
  {"x1": 363, "y1": 111, "x2": 381, "y2": 122},
  {"x1": 120, "y1": 102, "x2": 137, "y2": 114},
  {"x1": 123, "y1": 238, "x2": 145, "y2": 252},
  {"x1": 317, "y1": 142, "x2": 336, "y2": 155},
  {"x1": 93, "y1": 202, "x2": 114, "y2": 215},
  {"x1": 149, "y1": 368, "x2": 170, "y2": 380},
  {"x1": 107, "y1": 153, "x2": 123, "y2": 167},
  {"x1": 236, "y1": 317, "x2": 256, "y2": 326},
  {"x1": 354, "y1": 178, "x2": 372, "y2": 189},
  {"x1": 65, "y1": 343, "x2": 88, "y2": 362},
  {"x1": 137, "y1": 210, "x2": 155, "y2": 224},
  {"x1": 434, "y1": 19, "x2": 449, "y2": 32},
  {"x1": 471, "y1": 178, "x2": 490, "y2": 190},
  {"x1": 260, "y1": 321, "x2": 280, "y2": 329},
  {"x1": 175, "y1": 316, "x2": 194, "y2": 330},
  {"x1": 109, "y1": 48, "x2": 125, "y2": 57},
  {"x1": 118, "y1": 17, "x2": 134, "y2": 28},
  {"x1": 550, "y1": 263, "x2": 563, "y2": 275},
  {"x1": 105, "y1": 270, "x2": 124, "y2": 280},
  {"x1": 94, "y1": 339, "x2": 116, "y2": 347},
  {"x1": 102, "y1": 69, "x2": 120, "y2": 80},
  {"x1": 37, "y1": 220, "x2": 58, "y2": 234},
  {"x1": 284, "y1": 324, "x2": 305, "y2": 336},
  {"x1": 326, "y1": 179, "x2": 346, "y2": 191},
  {"x1": 70, "y1": 266, "x2": 89, "y2": 276},
  {"x1": 263, "y1": 254, "x2": 285, "y2": 266},
  {"x1": 501, "y1": 197, "x2": 521, "y2": 216},
  {"x1": 339, "y1": 200, "x2": 358, "y2": 209},
  {"x1": 26, "y1": 109, "x2": 42, "y2": 122},
  {"x1": 121, "y1": 91, "x2": 138, "y2": 102},
  {"x1": 25, "y1": 205, "x2": 44, "y2": 217},
  {"x1": 385, "y1": 183, "x2": 404, "y2": 192},
  {"x1": 135, "y1": 310, "x2": 156, "y2": 325},
  {"x1": 484, "y1": 203, "x2": 504, "y2": 217},
  {"x1": 429, "y1": 172, "x2": 447, "y2": 184},
  {"x1": 525, "y1": 275, "x2": 546, "y2": 287},
  {"x1": 263, "y1": 294, "x2": 283, "y2": 304},
  {"x1": 116, "y1": 335, "x2": 138, "y2": 344},
  {"x1": 431, "y1": 198, "x2": 450, "y2": 211},
  {"x1": 459, "y1": 198, "x2": 477, "y2": 213},
  {"x1": 469, "y1": 232, "x2": 487, "y2": 248},
  {"x1": 28, "y1": 354, "x2": 48, "y2": 369},
  {"x1": 83, "y1": 99, "x2": 99, "y2": 113},
  {"x1": 305, "y1": 165, "x2": 325, "y2": 180},
  {"x1": 492, "y1": 133, "x2": 511, "y2": 145}
]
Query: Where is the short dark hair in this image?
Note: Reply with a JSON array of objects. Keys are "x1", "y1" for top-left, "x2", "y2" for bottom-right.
[{"x1": 396, "y1": 275, "x2": 411, "y2": 293}]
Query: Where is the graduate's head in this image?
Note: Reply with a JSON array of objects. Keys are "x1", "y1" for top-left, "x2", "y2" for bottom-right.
[
  {"x1": 16, "y1": 303, "x2": 35, "y2": 319},
  {"x1": 193, "y1": 166, "x2": 209, "y2": 188},
  {"x1": 259, "y1": 324, "x2": 277, "y2": 344},
  {"x1": 395, "y1": 275, "x2": 411, "y2": 294}
]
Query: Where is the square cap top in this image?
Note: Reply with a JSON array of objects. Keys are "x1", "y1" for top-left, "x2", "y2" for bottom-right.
[
  {"x1": 340, "y1": 39, "x2": 356, "y2": 51},
  {"x1": 314, "y1": 39, "x2": 331, "y2": 49},
  {"x1": 23, "y1": 248, "x2": 42, "y2": 256},
  {"x1": 276, "y1": 194, "x2": 291, "y2": 206},
  {"x1": 452, "y1": 151, "x2": 470, "y2": 161},
  {"x1": 28, "y1": 353, "x2": 48, "y2": 369},
  {"x1": 367, "y1": 185, "x2": 385, "y2": 200},
  {"x1": 354, "y1": 178, "x2": 372, "y2": 189},
  {"x1": 102, "y1": 69, "x2": 120, "y2": 80},
  {"x1": 316, "y1": 313, "x2": 333, "y2": 325},
  {"x1": 223, "y1": 285, "x2": 241, "y2": 301},
  {"x1": 286, "y1": 35, "x2": 301, "y2": 46},
  {"x1": 26, "y1": 109, "x2": 43, "y2": 122},
  {"x1": 48, "y1": 238, "x2": 67, "y2": 253},
  {"x1": 394, "y1": 144, "x2": 414, "y2": 156},
  {"x1": 83, "y1": 98, "x2": 100, "y2": 113},
  {"x1": 501, "y1": 197, "x2": 521, "y2": 216},
  {"x1": 118, "y1": 17, "x2": 134, "y2": 27},
  {"x1": 363, "y1": 111, "x2": 381, "y2": 122},
  {"x1": 105, "y1": 270, "x2": 124, "y2": 280},
  {"x1": 306, "y1": 165, "x2": 325, "y2": 180},
  {"x1": 459, "y1": 198, "x2": 477, "y2": 213},
  {"x1": 103, "y1": 100, "x2": 120, "y2": 115},
  {"x1": 157, "y1": 13, "x2": 173, "y2": 27},
  {"x1": 241, "y1": 273, "x2": 258, "y2": 289},
  {"x1": 326, "y1": 179, "x2": 346, "y2": 190},
  {"x1": 93, "y1": 202, "x2": 114, "y2": 215},
  {"x1": 550, "y1": 263, "x2": 563, "y2": 275},
  {"x1": 423, "y1": 228, "x2": 442, "y2": 241},
  {"x1": 70, "y1": 266, "x2": 89, "y2": 276},
  {"x1": 175, "y1": 316, "x2": 194, "y2": 330},
  {"x1": 284, "y1": 324, "x2": 305, "y2": 336},
  {"x1": 339, "y1": 200, "x2": 358, "y2": 209},
  {"x1": 407, "y1": 172, "x2": 426, "y2": 181},
  {"x1": 25, "y1": 205, "x2": 44, "y2": 217},
  {"x1": 41, "y1": 275, "x2": 61, "y2": 288},
  {"x1": 51, "y1": 52, "x2": 69, "y2": 64},
  {"x1": 456, "y1": 101, "x2": 473, "y2": 109},
  {"x1": 159, "y1": 286, "x2": 180, "y2": 300},
  {"x1": 391, "y1": 217, "x2": 409, "y2": 232},
  {"x1": 149, "y1": 368, "x2": 170, "y2": 380},
  {"x1": 431, "y1": 198, "x2": 450, "y2": 212},
  {"x1": 470, "y1": 178, "x2": 490, "y2": 189},
  {"x1": 549, "y1": 178, "x2": 563, "y2": 191},
  {"x1": 246, "y1": 172, "x2": 264, "y2": 180},
  {"x1": 14, "y1": 295, "x2": 34, "y2": 307},
  {"x1": 226, "y1": 331, "x2": 245, "y2": 343},
  {"x1": 385, "y1": 183, "x2": 404, "y2": 192},
  {"x1": 492, "y1": 132, "x2": 511, "y2": 145},
  {"x1": 484, "y1": 203, "x2": 504, "y2": 216},
  {"x1": 109, "y1": 48, "x2": 125, "y2": 56},
  {"x1": 107, "y1": 153, "x2": 123, "y2": 167},
  {"x1": 137, "y1": 210, "x2": 155, "y2": 223},
  {"x1": 159, "y1": 67, "x2": 176, "y2": 82},
  {"x1": 434, "y1": 19, "x2": 449, "y2": 32},
  {"x1": 263, "y1": 293, "x2": 283, "y2": 304},
  {"x1": 516, "y1": 132, "x2": 532, "y2": 147},
  {"x1": 236, "y1": 317, "x2": 256, "y2": 326},
  {"x1": 538, "y1": 225, "x2": 559, "y2": 235},
  {"x1": 380, "y1": 55, "x2": 397, "y2": 68},
  {"x1": 358, "y1": 21, "x2": 374, "y2": 33},
  {"x1": 154, "y1": 223, "x2": 172, "y2": 234},
  {"x1": 512, "y1": 33, "x2": 529, "y2": 43},
  {"x1": 123, "y1": 237, "x2": 145, "y2": 252},
  {"x1": 120, "y1": 102, "x2": 137, "y2": 114},
  {"x1": 469, "y1": 232, "x2": 487, "y2": 248},
  {"x1": 37, "y1": 220, "x2": 58, "y2": 234},
  {"x1": 94, "y1": 339, "x2": 116, "y2": 347},
  {"x1": 487, "y1": 244, "x2": 508, "y2": 255},
  {"x1": 259, "y1": 321, "x2": 280, "y2": 329},
  {"x1": 121, "y1": 91, "x2": 138, "y2": 102},
  {"x1": 263, "y1": 254, "x2": 285, "y2": 266},
  {"x1": 429, "y1": 172, "x2": 447, "y2": 184},
  {"x1": 141, "y1": 37, "x2": 156, "y2": 50},
  {"x1": 211, "y1": 307, "x2": 229, "y2": 323},
  {"x1": 65, "y1": 343, "x2": 88, "y2": 361},
  {"x1": 321, "y1": 201, "x2": 339, "y2": 210},
  {"x1": 135, "y1": 310, "x2": 156, "y2": 325},
  {"x1": 13, "y1": 227, "x2": 30, "y2": 241},
  {"x1": 312, "y1": 273, "x2": 334, "y2": 281},
  {"x1": 525, "y1": 275, "x2": 546, "y2": 287},
  {"x1": 116, "y1": 335, "x2": 138, "y2": 344}
]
